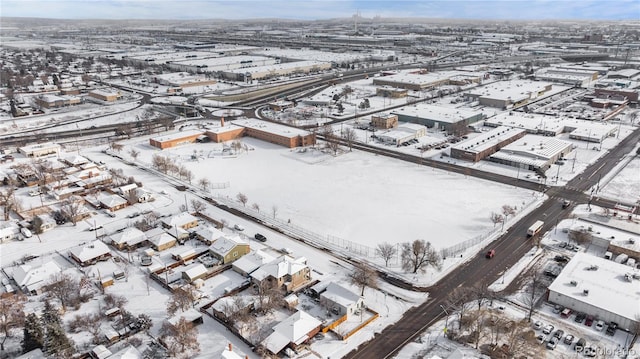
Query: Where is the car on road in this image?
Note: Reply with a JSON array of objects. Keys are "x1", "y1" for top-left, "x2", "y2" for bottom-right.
[
  {"x1": 564, "y1": 334, "x2": 574, "y2": 345},
  {"x1": 543, "y1": 324, "x2": 554, "y2": 334},
  {"x1": 233, "y1": 224, "x2": 245, "y2": 231},
  {"x1": 254, "y1": 233, "x2": 267, "y2": 242},
  {"x1": 562, "y1": 200, "x2": 572, "y2": 209},
  {"x1": 485, "y1": 249, "x2": 495, "y2": 258},
  {"x1": 533, "y1": 321, "x2": 543, "y2": 330},
  {"x1": 88, "y1": 224, "x2": 103, "y2": 231},
  {"x1": 595, "y1": 320, "x2": 605, "y2": 331}
]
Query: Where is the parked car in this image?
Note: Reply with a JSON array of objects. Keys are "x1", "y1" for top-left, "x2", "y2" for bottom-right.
[
  {"x1": 536, "y1": 334, "x2": 546, "y2": 344},
  {"x1": 254, "y1": 233, "x2": 267, "y2": 242},
  {"x1": 564, "y1": 334, "x2": 574, "y2": 345},
  {"x1": 233, "y1": 224, "x2": 245, "y2": 231},
  {"x1": 543, "y1": 324, "x2": 554, "y2": 334},
  {"x1": 585, "y1": 315, "x2": 594, "y2": 326},
  {"x1": 554, "y1": 255, "x2": 570, "y2": 263},
  {"x1": 560, "y1": 308, "x2": 572, "y2": 318},
  {"x1": 574, "y1": 312, "x2": 586, "y2": 323},
  {"x1": 595, "y1": 320, "x2": 605, "y2": 331},
  {"x1": 533, "y1": 321, "x2": 543, "y2": 330},
  {"x1": 546, "y1": 337, "x2": 558, "y2": 350},
  {"x1": 575, "y1": 338, "x2": 586, "y2": 352},
  {"x1": 553, "y1": 305, "x2": 563, "y2": 314},
  {"x1": 553, "y1": 329, "x2": 565, "y2": 340},
  {"x1": 485, "y1": 249, "x2": 495, "y2": 258},
  {"x1": 606, "y1": 322, "x2": 618, "y2": 336}
]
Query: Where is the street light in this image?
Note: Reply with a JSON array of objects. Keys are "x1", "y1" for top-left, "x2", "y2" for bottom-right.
[{"x1": 439, "y1": 304, "x2": 449, "y2": 337}]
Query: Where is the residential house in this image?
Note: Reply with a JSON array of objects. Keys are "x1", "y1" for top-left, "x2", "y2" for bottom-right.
[
  {"x1": 231, "y1": 250, "x2": 276, "y2": 277},
  {"x1": 98, "y1": 193, "x2": 128, "y2": 212},
  {"x1": 61, "y1": 155, "x2": 89, "y2": 167},
  {"x1": 250, "y1": 255, "x2": 311, "y2": 293},
  {"x1": 148, "y1": 232, "x2": 177, "y2": 251},
  {"x1": 182, "y1": 263, "x2": 208, "y2": 283},
  {"x1": 11, "y1": 261, "x2": 62, "y2": 294},
  {"x1": 195, "y1": 226, "x2": 226, "y2": 245},
  {"x1": 209, "y1": 236, "x2": 250, "y2": 264},
  {"x1": 261, "y1": 310, "x2": 322, "y2": 355},
  {"x1": 0, "y1": 221, "x2": 20, "y2": 242},
  {"x1": 161, "y1": 212, "x2": 198, "y2": 230},
  {"x1": 69, "y1": 240, "x2": 112, "y2": 266},
  {"x1": 108, "y1": 227, "x2": 146, "y2": 250},
  {"x1": 319, "y1": 282, "x2": 365, "y2": 317}
]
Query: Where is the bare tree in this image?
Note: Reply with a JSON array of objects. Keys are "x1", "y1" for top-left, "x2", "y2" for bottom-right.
[
  {"x1": 198, "y1": 177, "x2": 210, "y2": 191},
  {"x1": 503, "y1": 319, "x2": 541, "y2": 359},
  {"x1": 444, "y1": 286, "x2": 473, "y2": 332},
  {"x1": 254, "y1": 280, "x2": 285, "y2": 314},
  {"x1": 569, "y1": 229, "x2": 592, "y2": 246},
  {"x1": 45, "y1": 273, "x2": 77, "y2": 311},
  {"x1": 401, "y1": 240, "x2": 442, "y2": 274},
  {"x1": 236, "y1": 192, "x2": 248, "y2": 207},
  {"x1": 342, "y1": 127, "x2": 357, "y2": 151},
  {"x1": 166, "y1": 286, "x2": 197, "y2": 316},
  {"x1": 490, "y1": 212, "x2": 504, "y2": 228},
  {"x1": 251, "y1": 203, "x2": 260, "y2": 213},
  {"x1": 111, "y1": 142, "x2": 124, "y2": 153},
  {"x1": 347, "y1": 263, "x2": 378, "y2": 297},
  {"x1": 0, "y1": 187, "x2": 16, "y2": 221},
  {"x1": 0, "y1": 294, "x2": 26, "y2": 351},
  {"x1": 129, "y1": 148, "x2": 140, "y2": 161},
  {"x1": 159, "y1": 318, "x2": 200, "y2": 359},
  {"x1": 190, "y1": 200, "x2": 205, "y2": 214},
  {"x1": 375, "y1": 242, "x2": 397, "y2": 267},
  {"x1": 522, "y1": 271, "x2": 546, "y2": 322},
  {"x1": 321, "y1": 125, "x2": 340, "y2": 155},
  {"x1": 103, "y1": 293, "x2": 128, "y2": 310},
  {"x1": 271, "y1": 205, "x2": 278, "y2": 219},
  {"x1": 60, "y1": 197, "x2": 84, "y2": 225}
]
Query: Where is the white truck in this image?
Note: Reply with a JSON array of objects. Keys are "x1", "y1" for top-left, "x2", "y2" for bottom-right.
[{"x1": 527, "y1": 220, "x2": 544, "y2": 237}]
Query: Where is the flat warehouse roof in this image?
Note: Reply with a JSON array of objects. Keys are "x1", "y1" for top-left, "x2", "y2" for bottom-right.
[
  {"x1": 232, "y1": 119, "x2": 311, "y2": 138},
  {"x1": 392, "y1": 103, "x2": 482, "y2": 123},
  {"x1": 548, "y1": 252, "x2": 640, "y2": 323},
  {"x1": 151, "y1": 130, "x2": 203, "y2": 142}
]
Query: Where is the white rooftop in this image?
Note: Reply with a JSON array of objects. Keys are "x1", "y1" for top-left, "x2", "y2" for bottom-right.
[
  {"x1": 453, "y1": 126, "x2": 526, "y2": 154},
  {"x1": 548, "y1": 252, "x2": 640, "y2": 325},
  {"x1": 393, "y1": 104, "x2": 482, "y2": 123},
  {"x1": 500, "y1": 136, "x2": 572, "y2": 160},
  {"x1": 232, "y1": 119, "x2": 311, "y2": 138},
  {"x1": 209, "y1": 235, "x2": 246, "y2": 257},
  {"x1": 466, "y1": 79, "x2": 552, "y2": 102},
  {"x1": 225, "y1": 60, "x2": 330, "y2": 75},
  {"x1": 69, "y1": 240, "x2": 110, "y2": 263},
  {"x1": 151, "y1": 130, "x2": 203, "y2": 143},
  {"x1": 263, "y1": 310, "x2": 322, "y2": 354},
  {"x1": 12, "y1": 261, "x2": 62, "y2": 292},
  {"x1": 320, "y1": 282, "x2": 362, "y2": 308}
]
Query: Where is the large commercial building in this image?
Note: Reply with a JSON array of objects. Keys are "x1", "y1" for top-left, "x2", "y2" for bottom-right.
[
  {"x1": 391, "y1": 104, "x2": 484, "y2": 134},
  {"x1": 232, "y1": 119, "x2": 316, "y2": 148},
  {"x1": 450, "y1": 126, "x2": 526, "y2": 162},
  {"x1": 489, "y1": 137, "x2": 573, "y2": 172},
  {"x1": 547, "y1": 252, "x2": 640, "y2": 331},
  {"x1": 88, "y1": 89, "x2": 121, "y2": 102},
  {"x1": 167, "y1": 55, "x2": 277, "y2": 74},
  {"x1": 222, "y1": 60, "x2": 332, "y2": 82},
  {"x1": 534, "y1": 68, "x2": 598, "y2": 87},
  {"x1": 34, "y1": 94, "x2": 81, "y2": 109},
  {"x1": 19, "y1": 142, "x2": 61, "y2": 158},
  {"x1": 465, "y1": 80, "x2": 553, "y2": 109}
]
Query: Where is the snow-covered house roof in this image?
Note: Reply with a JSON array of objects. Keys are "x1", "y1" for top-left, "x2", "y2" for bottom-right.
[
  {"x1": 161, "y1": 212, "x2": 198, "y2": 229},
  {"x1": 209, "y1": 236, "x2": 247, "y2": 257},
  {"x1": 262, "y1": 310, "x2": 322, "y2": 354},
  {"x1": 182, "y1": 263, "x2": 208, "y2": 282},
  {"x1": 167, "y1": 308, "x2": 203, "y2": 326},
  {"x1": 251, "y1": 255, "x2": 308, "y2": 282},
  {"x1": 12, "y1": 261, "x2": 62, "y2": 293},
  {"x1": 232, "y1": 249, "x2": 277, "y2": 275},
  {"x1": 149, "y1": 233, "x2": 176, "y2": 249},
  {"x1": 62, "y1": 154, "x2": 89, "y2": 166},
  {"x1": 118, "y1": 183, "x2": 138, "y2": 195},
  {"x1": 104, "y1": 345, "x2": 142, "y2": 359},
  {"x1": 98, "y1": 193, "x2": 128, "y2": 209},
  {"x1": 195, "y1": 226, "x2": 225, "y2": 243},
  {"x1": 320, "y1": 282, "x2": 363, "y2": 309},
  {"x1": 69, "y1": 240, "x2": 111, "y2": 264},
  {"x1": 108, "y1": 227, "x2": 146, "y2": 247}
]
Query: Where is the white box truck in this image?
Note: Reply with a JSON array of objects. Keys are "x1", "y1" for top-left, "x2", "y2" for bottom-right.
[{"x1": 527, "y1": 220, "x2": 544, "y2": 237}]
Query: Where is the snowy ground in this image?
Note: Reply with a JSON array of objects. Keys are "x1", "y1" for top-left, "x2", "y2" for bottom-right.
[{"x1": 599, "y1": 143, "x2": 640, "y2": 205}]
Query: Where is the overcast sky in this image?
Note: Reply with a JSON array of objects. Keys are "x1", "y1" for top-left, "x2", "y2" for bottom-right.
[{"x1": 2, "y1": 0, "x2": 638, "y2": 20}]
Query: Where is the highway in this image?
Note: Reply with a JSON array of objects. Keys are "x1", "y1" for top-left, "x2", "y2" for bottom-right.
[{"x1": 345, "y1": 126, "x2": 640, "y2": 359}]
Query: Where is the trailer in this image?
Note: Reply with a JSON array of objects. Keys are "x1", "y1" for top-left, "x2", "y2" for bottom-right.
[{"x1": 527, "y1": 220, "x2": 544, "y2": 237}]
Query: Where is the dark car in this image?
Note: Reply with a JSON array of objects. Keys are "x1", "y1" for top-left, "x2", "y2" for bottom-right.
[
  {"x1": 254, "y1": 233, "x2": 267, "y2": 242},
  {"x1": 574, "y1": 312, "x2": 586, "y2": 323},
  {"x1": 606, "y1": 322, "x2": 618, "y2": 336},
  {"x1": 554, "y1": 255, "x2": 570, "y2": 263},
  {"x1": 585, "y1": 315, "x2": 594, "y2": 326}
]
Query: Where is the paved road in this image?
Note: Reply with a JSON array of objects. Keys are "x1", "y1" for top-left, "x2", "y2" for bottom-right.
[{"x1": 345, "y1": 127, "x2": 639, "y2": 358}]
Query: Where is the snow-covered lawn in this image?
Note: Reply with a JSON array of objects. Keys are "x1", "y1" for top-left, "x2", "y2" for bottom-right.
[{"x1": 600, "y1": 150, "x2": 640, "y2": 204}]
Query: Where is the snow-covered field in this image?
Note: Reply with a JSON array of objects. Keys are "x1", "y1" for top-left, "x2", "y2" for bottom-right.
[
  {"x1": 126, "y1": 136, "x2": 536, "y2": 255},
  {"x1": 600, "y1": 149, "x2": 640, "y2": 204}
]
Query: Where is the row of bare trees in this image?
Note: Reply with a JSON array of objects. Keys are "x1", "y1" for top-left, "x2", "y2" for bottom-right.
[
  {"x1": 490, "y1": 204, "x2": 517, "y2": 229},
  {"x1": 375, "y1": 240, "x2": 442, "y2": 274},
  {"x1": 151, "y1": 154, "x2": 194, "y2": 183}
]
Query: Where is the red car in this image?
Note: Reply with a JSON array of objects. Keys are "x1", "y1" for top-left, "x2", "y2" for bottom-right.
[
  {"x1": 585, "y1": 315, "x2": 594, "y2": 326},
  {"x1": 486, "y1": 249, "x2": 495, "y2": 259}
]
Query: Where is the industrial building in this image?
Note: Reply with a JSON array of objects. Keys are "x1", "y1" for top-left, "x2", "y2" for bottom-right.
[
  {"x1": 547, "y1": 252, "x2": 640, "y2": 331},
  {"x1": 534, "y1": 67, "x2": 598, "y2": 87},
  {"x1": 232, "y1": 119, "x2": 316, "y2": 148},
  {"x1": 34, "y1": 94, "x2": 81, "y2": 109},
  {"x1": 167, "y1": 55, "x2": 277, "y2": 74},
  {"x1": 19, "y1": 142, "x2": 61, "y2": 158},
  {"x1": 149, "y1": 72, "x2": 217, "y2": 89},
  {"x1": 372, "y1": 71, "x2": 452, "y2": 91},
  {"x1": 450, "y1": 126, "x2": 526, "y2": 162},
  {"x1": 149, "y1": 130, "x2": 204, "y2": 149},
  {"x1": 391, "y1": 104, "x2": 483, "y2": 134},
  {"x1": 489, "y1": 136, "x2": 573, "y2": 172},
  {"x1": 371, "y1": 113, "x2": 398, "y2": 129},
  {"x1": 377, "y1": 122, "x2": 427, "y2": 146},
  {"x1": 88, "y1": 89, "x2": 121, "y2": 102},
  {"x1": 465, "y1": 80, "x2": 553, "y2": 109},
  {"x1": 221, "y1": 60, "x2": 331, "y2": 82}
]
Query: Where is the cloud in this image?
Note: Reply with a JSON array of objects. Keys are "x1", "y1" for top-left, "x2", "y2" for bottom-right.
[{"x1": 2, "y1": 0, "x2": 638, "y2": 20}]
